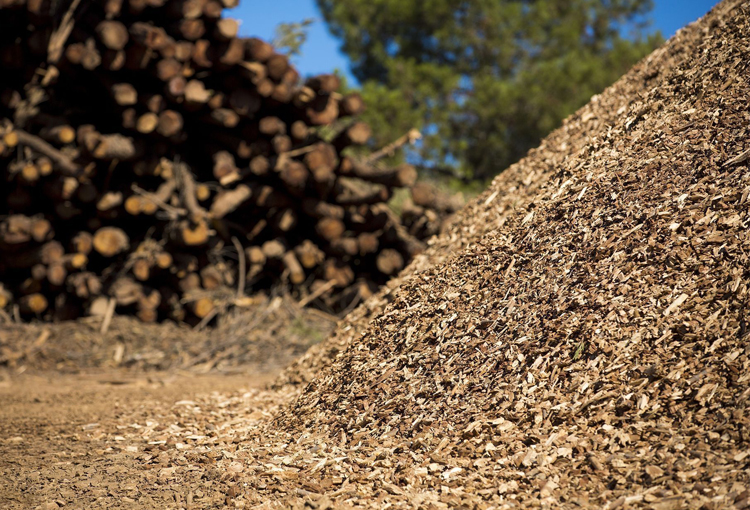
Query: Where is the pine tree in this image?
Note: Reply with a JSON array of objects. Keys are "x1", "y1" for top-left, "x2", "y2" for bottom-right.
[{"x1": 317, "y1": 0, "x2": 662, "y2": 180}]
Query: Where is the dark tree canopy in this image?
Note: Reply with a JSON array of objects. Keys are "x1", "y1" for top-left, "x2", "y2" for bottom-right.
[{"x1": 317, "y1": 0, "x2": 663, "y2": 180}]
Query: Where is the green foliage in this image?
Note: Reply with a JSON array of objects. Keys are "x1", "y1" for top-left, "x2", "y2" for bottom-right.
[
  {"x1": 317, "y1": 0, "x2": 663, "y2": 180},
  {"x1": 274, "y1": 18, "x2": 315, "y2": 58}
]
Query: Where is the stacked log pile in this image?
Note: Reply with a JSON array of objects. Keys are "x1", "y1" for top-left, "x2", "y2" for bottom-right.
[{"x1": 0, "y1": 0, "x2": 455, "y2": 324}]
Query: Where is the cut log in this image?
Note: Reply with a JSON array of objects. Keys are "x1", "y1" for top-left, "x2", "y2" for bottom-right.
[
  {"x1": 203, "y1": 0, "x2": 223, "y2": 18},
  {"x1": 200, "y1": 265, "x2": 223, "y2": 290},
  {"x1": 46, "y1": 262, "x2": 67, "y2": 286},
  {"x1": 265, "y1": 54, "x2": 289, "y2": 80},
  {"x1": 350, "y1": 161, "x2": 418, "y2": 188},
  {"x1": 183, "y1": 79, "x2": 210, "y2": 104},
  {"x1": 272, "y1": 135, "x2": 292, "y2": 154},
  {"x1": 93, "y1": 227, "x2": 130, "y2": 258},
  {"x1": 245, "y1": 37, "x2": 274, "y2": 62},
  {"x1": 261, "y1": 239, "x2": 286, "y2": 260},
  {"x1": 130, "y1": 22, "x2": 170, "y2": 50},
  {"x1": 91, "y1": 134, "x2": 138, "y2": 160},
  {"x1": 259, "y1": 116, "x2": 286, "y2": 136},
  {"x1": 306, "y1": 74, "x2": 340, "y2": 94},
  {"x1": 97, "y1": 191, "x2": 124, "y2": 212},
  {"x1": 302, "y1": 199, "x2": 345, "y2": 220},
  {"x1": 178, "y1": 273, "x2": 201, "y2": 292},
  {"x1": 177, "y1": 220, "x2": 210, "y2": 246},
  {"x1": 157, "y1": 110, "x2": 183, "y2": 137},
  {"x1": 229, "y1": 89, "x2": 261, "y2": 117},
  {"x1": 290, "y1": 120, "x2": 309, "y2": 141},
  {"x1": 305, "y1": 142, "x2": 338, "y2": 186},
  {"x1": 243, "y1": 245, "x2": 264, "y2": 265},
  {"x1": 167, "y1": 0, "x2": 207, "y2": 19},
  {"x1": 68, "y1": 272, "x2": 102, "y2": 300},
  {"x1": 136, "y1": 112, "x2": 159, "y2": 133},
  {"x1": 104, "y1": 0, "x2": 124, "y2": 18},
  {"x1": 214, "y1": 18, "x2": 239, "y2": 40},
  {"x1": 376, "y1": 248, "x2": 404, "y2": 276},
  {"x1": 19, "y1": 293, "x2": 48, "y2": 314},
  {"x1": 411, "y1": 181, "x2": 464, "y2": 212},
  {"x1": 188, "y1": 297, "x2": 214, "y2": 318},
  {"x1": 282, "y1": 251, "x2": 305, "y2": 284},
  {"x1": 294, "y1": 240, "x2": 324, "y2": 269},
  {"x1": 323, "y1": 260, "x2": 354, "y2": 288},
  {"x1": 272, "y1": 208, "x2": 297, "y2": 232},
  {"x1": 315, "y1": 217, "x2": 345, "y2": 242},
  {"x1": 357, "y1": 232, "x2": 380, "y2": 255},
  {"x1": 96, "y1": 21, "x2": 129, "y2": 50},
  {"x1": 178, "y1": 19, "x2": 205, "y2": 40},
  {"x1": 249, "y1": 155, "x2": 270, "y2": 176},
  {"x1": 213, "y1": 150, "x2": 238, "y2": 180},
  {"x1": 209, "y1": 108, "x2": 240, "y2": 128},
  {"x1": 333, "y1": 122, "x2": 372, "y2": 151},
  {"x1": 340, "y1": 92, "x2": 366, "y2": 117},
  {"x1": 334, "y1": 177, "x2": 390, "y2": 205},
  {"x1": 279, "y1": 160, "x2": 309, "y2": 195},
  {"x1": 38, "y1": 125, "x2": 75, "y2": 145},
  {"x1": 209, "y1": 184, "x2": 252, "y2": 219},
  {"x1": 110, "y1": 277, "x2": 142, "y2": 306},
  {"x1": 331, "y1": 237, "x2": 359, "y2": 257},
  {"x1": 306, "y1": 94, "x2": 339, "y2": 125}
]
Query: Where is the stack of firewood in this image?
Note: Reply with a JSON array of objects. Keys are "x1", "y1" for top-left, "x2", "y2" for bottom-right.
[{"x1": 0, "y1": 0, "x2": 458, "y2": 324}]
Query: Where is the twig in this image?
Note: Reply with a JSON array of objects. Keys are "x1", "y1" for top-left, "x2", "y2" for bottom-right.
[
  {"x1": 174, "y1": 162, "x2": 208, "y2": 221},
  {"x1": 100, "y1": 297, "x2": 116, "y2": 334},
  {"x1": 275, "y1": 144, "x2": 318, "y2": 170},
  {"x1": 231, "y1": 236, "x2": 246, "y2": 299},
  {"x1": 47, "y1": 0, "x2": 83, "y2": 64},
  {"x1": 285, "y1": 145, "x2": 318, "y2": 158},
  {"x1": 194, "y1": 306, "x2": 221, "y2": 331},
  {"x1": 131, "y1": 184, "x2": 187, "y2": 218},
  {"x1": 0, "y1": 307, "x2": 12, "y2": 324},
  {"x1": 364, "y1": 128, "x2": 421, "y2": 164},
  {"x1": 299, "y1": 280, "x2": 336, "y2": 307},
  {"x1": 15, "y1": 128, "x2": 82, "y2": 175}
]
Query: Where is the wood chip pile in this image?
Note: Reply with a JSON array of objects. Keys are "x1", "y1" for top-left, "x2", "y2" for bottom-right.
[
  {"x1": 255, "y1": 1, "x2": 749, "y2": 506},
  {"x1": 0, "y1": 0, "x2": 458, "y2": 325}
]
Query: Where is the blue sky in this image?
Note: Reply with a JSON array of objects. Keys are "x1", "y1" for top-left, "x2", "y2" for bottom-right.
[{"x1": 233, "y1": 0, "x2": 719, "y2": 80}]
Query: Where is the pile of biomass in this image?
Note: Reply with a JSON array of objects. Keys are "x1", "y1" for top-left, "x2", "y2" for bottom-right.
[
  {"x1": 275, "y1": 0, "x2": 748, "y2": 389},
  {"x1": 6, "y1": 1, "x2": 748, "y2": 509},
  {"x1": 0, "y1": 0, "x2": 457, "y2": 325},
  {"x1": 266, "y1": 0, "x2": 750, "y2": 506}
]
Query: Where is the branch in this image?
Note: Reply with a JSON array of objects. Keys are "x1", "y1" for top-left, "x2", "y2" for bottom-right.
[
  {"x1": 364, "y1": 128, "x2": 421, "y2": 164},
  {"x1": 131, "y1": 184, "x2": 186, "y2": 218},
  {"x1": 174, "y1": 162, "x2": 208, "y2": 221},
  {"x1": 231, "y1": 236, "x2": 246, "y2": 299},
  {"x1": 15, "y1": 128, "x2": 82, "y2": 176},
  {"x1": 48, "y1": 0, "x2": 83, "y2": 64}
]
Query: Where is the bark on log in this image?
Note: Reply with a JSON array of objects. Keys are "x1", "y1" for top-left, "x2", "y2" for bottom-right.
[
  {"x1": 210, "y1": 184, "x2": 252, "y2": 219},
  {"x1": 350, "y1": 161, "x2": 418, "y2": 188}
]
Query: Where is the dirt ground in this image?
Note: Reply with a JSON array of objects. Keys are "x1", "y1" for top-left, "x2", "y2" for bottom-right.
[{"x1": 0, "y1": 369, "x2": 281, "y2": 509}]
